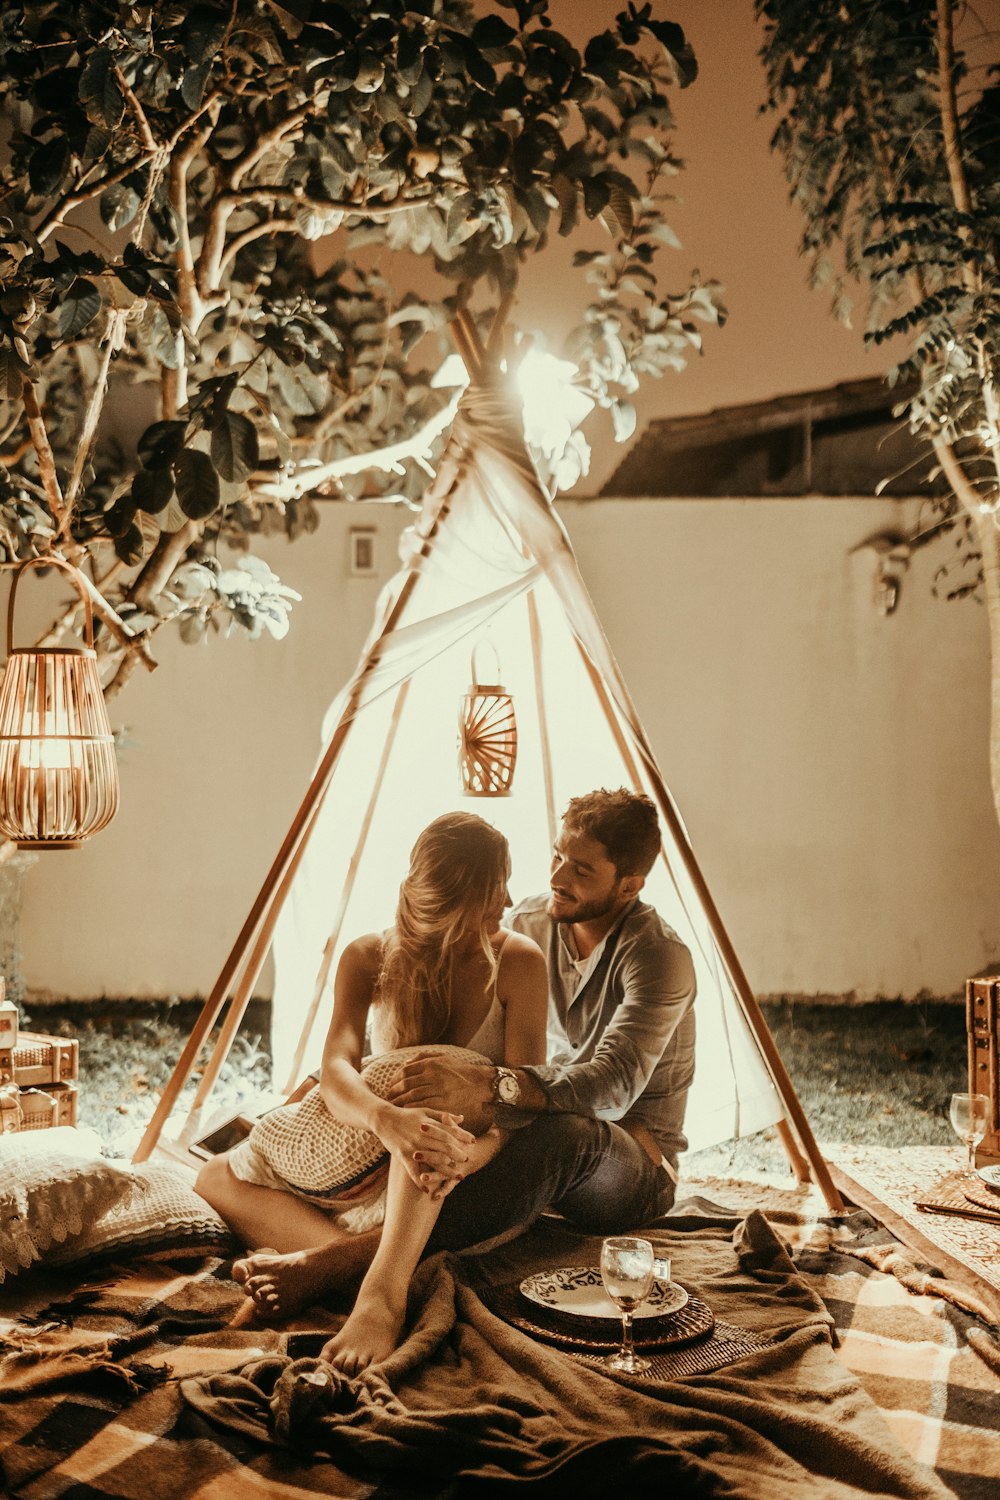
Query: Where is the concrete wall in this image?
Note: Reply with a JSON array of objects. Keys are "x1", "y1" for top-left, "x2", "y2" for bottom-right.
[{"x1": 8, "y1": 492, "x2": 998, "y2": 1003}]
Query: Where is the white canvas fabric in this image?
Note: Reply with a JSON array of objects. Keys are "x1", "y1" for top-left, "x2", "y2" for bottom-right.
[{"x1": 265, "y1": 385, "x2": 786, "y2": 1155}]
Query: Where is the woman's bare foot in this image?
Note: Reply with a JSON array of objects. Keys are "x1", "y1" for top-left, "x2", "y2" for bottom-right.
[
  {"x1": 322, "y1": 1289, "x2": 407, "y2": 1374},
  {"x1": 231, "y1": 1237, "x2": 371, "y2": 1320}
]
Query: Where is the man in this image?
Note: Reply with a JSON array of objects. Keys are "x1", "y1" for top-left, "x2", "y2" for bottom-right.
[
  {"x1": 229, "y1": 787, "x2": 695, "y2": 1321},
  {"x1": 394, "y1": 786, "x2": 696, "y2": 1246}
]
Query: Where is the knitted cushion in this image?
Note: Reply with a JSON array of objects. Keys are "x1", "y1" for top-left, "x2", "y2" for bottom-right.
[
  {"x1": 46, "y1": 1161, "x2": 234, "y2": 1268},
  {"x1": 248, "y1": 1044, "x2": 489, "y2": 1201},
  {"x1": 0, "y1": 1132, "x2": 138, "y2": 1283}
]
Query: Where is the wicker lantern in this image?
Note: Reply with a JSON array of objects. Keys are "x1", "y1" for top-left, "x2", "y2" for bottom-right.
[
  {"x1": 0, "y1": 557, "x2": 119, "y2": 849},
  {"x1": 458, "y1": 640, "x2": 517, "y2": 797}
]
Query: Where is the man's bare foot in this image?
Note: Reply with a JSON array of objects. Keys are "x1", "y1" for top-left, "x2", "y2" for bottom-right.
[
  {"x1": 322, "y1": 1290, "x2": 407, "y2": 1374},
  {"x1": 230, "y1": 1240, "x2": 369, "y2": 1321}
]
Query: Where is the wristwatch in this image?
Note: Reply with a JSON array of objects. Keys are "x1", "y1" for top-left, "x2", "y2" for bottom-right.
[{"x1": 491, "y1": 1065, "x2": 521, "y2": 1107}]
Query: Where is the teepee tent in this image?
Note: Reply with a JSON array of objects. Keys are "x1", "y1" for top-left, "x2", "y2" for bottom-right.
[{"x1": 135, "y1": 320, "x2": 842, "y2": 1213}]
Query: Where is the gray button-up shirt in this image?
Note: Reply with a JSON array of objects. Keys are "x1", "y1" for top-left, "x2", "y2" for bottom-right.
[{"x1": 506, "y1": 894, "x2": 697, "y2": 1165}]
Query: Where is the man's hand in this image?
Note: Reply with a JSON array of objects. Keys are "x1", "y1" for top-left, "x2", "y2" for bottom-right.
[{"x1": 387, "y1": 1054, "x2": 495, "y2": 1135}]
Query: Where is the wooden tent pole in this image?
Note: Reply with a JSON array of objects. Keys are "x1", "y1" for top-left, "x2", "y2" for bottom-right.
[
  {"x1": 133, "y1": 441, "x2": 474, "y2": 1163},
  {"x1": 525, "y1": 588, "x2": 557, "y2": 853},
  {"x1": 194, "y1": 677, "x2": 410, "y2": 1110},
  {"x1": 281, "y1": 675, "x2": 412, "y2": 1094},
  {"x1": 187, "y1": 784, "x2": 328, "y2": 1117},
  {"x1": 569, "y1": 639, "x2": 810, "y2": 1181},
  {"x1": 571, "y1": 637, "x2": 838, "y2": 1208}
]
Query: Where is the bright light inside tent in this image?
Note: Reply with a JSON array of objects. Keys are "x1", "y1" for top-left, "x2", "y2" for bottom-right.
[
  {"x1": 431, "y1": 353, "x2": 470, "y2": 389},
  {"x1": 515, "y1": 349, "x2": 595, "y2": 461}
]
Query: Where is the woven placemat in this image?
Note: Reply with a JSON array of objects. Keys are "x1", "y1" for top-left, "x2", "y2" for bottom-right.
[
  {"x1": 485, "y1": 1277, "x2": 715, "y2": 1353},
  {"x1": 962, "y1": 1176, "x2": 1000, "y2": 1214},
  {"x1": 572, "y1": 1319, "x2": 775, "y2": 1383},
  {"x1": 913, "y1": 1170, "x2": 1000, "y2": 1225}
]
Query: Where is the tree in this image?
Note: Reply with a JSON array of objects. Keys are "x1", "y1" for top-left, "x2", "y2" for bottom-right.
[
  {"x1": 0, "y1": 0, "x2": 724, "y2": 853},
  {"x1": 757, "y1": 0, "x2": 1000, "y2": 821}
]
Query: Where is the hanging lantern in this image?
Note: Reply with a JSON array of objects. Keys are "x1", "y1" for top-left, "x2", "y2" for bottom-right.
[
  {"x1": 0, "y1": 557, "x2": 119, "y2": 849},
  {"x1": 458, "y1": 640, "x2": 517, "y2": 797}
]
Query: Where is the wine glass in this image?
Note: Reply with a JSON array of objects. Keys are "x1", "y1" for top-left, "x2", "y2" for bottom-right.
[
  {"x1": 949, "y1": 1092, "x2": 990, "y2": 1171},
  {"x1": 600, "y1": 1235, "x2": 655, "y2": 1375}
]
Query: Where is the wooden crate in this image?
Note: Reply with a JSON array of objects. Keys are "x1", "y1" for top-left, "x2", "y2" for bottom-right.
[
  {"x1": 0, "y1": 1031, "x2": 79, "y2": 1089},
  {"x1": 1, "y1": 1082, "x2": 78, "y2": 1133},
  {"x1": 967, "y1": 977, "x2": 1000, "y2": 1161}
]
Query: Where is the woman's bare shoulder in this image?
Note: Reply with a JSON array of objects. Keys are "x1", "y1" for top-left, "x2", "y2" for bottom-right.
[
  {"x1": 498, "y1": 929, "x2": 548, "y2": 981},
  {"x1": 339, "y1": 932, "x2": 384, "y2": 980}
]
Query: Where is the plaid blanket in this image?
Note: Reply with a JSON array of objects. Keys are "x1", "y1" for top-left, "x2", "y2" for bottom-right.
[
  {"x1": 0, "y1": 1209, "x2": 957, "y2": 1500},
  {"x1": 793, "y1": 1210, "x2": 1000, "y2": 1500},
  {"x1": 689, "y1": 1177, "x2": 1000, "y2": 1500}
]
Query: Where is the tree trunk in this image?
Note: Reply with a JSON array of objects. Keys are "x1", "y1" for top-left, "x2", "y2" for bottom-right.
[{"x1": 972, "y1": 510, "x2": 1000, "y2": 829}]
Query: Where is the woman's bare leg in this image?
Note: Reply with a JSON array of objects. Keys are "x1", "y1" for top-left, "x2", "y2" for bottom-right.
[
  {"x1": 195, "y1": 1152, "x2": 379, "y2": 1317},
  {"x1": 322, "y1": 1152, "x2": 443, "y2": 1373}
]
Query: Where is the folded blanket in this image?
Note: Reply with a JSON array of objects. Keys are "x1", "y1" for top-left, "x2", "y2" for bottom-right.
[{"x1": 181, "y1": 1211, "x2": 949, "y2": 1499}]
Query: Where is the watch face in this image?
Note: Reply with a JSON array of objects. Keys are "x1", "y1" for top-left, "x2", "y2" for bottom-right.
[{"x1": 498, "y1": 1072, "x2": 520, "y2": 1104}]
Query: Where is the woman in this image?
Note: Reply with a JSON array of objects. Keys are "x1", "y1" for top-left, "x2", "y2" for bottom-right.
[{"x1": 196, "y1": 811, "x2": 548, "y2": 1372}]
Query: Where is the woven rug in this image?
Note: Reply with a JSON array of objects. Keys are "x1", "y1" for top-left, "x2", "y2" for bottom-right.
[{"x1": 826, "y1": 1144, "x2": 1000, "y2": 1293}]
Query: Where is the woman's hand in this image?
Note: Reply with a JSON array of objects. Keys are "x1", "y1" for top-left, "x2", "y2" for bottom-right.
[
  {"x1": 412, "y1": 1125, "x2": 507, "y2": 1201},
  {"x1": 374, "y1": 1102, "x2": 475, "y2": 1192}
]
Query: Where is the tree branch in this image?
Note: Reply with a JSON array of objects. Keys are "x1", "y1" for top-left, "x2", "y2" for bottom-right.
[
  {"x1": 31, "y1": 151, "x2": 157, "y2": 245},
  {"x1": 34, "y1": 569, "x2": 158, "y2": 673},
  {"x1": 113, "y1": 63, "x2": 158, "y2": 155},
  {"x1": 932, "y1": 432, "x2": 986, "y2": 516},
  {"x1": 19, "y1": 376, "x2": 66, "y2": 527},
  {"x1": 62, "y1": 309, "x2": 128, "y2": 520},
  {"x1": 935, "y1": 0, "x2": 1000, "y2": 498},
  {"x1": 252, "y1": 393, "x2": 460, "y2": 502},
  {"x1": 229, "y1": 101, "x2": 319, "y2": 189},
  {"x1": 131, "y1": 519, "x2": 200, "y2": 607},
  {"x1": 220, "y1": 183, "x2": 439, "y2": 218},
  {"x1": 934, "y1": 1, "x2": 972, "y2": 217},
  {"x1": 219, "y1": 216, "x2": 300, "y2": 273}
]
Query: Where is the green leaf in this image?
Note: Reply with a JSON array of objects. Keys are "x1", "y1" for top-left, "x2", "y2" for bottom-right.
[
  {"x1": 551, "y1": 174, "x2": 579, "y2": 237},
  {"x1": 0, "y1": 344, "x2": 31, "y2": 399},
  {"x1": 601, "y1": 183, "x2": 635, "y2": 240},
  {"x1": 137, "y1": 419, "x2": 186, "y2": 471},
  {"x1": 582, "y1": 176, "x2": 611, "y2": 219},
  {"x1": 78, "y1": 47, "x2": 125, "y2": 129},
  {"x1": 396, "y1": 28, "x2": 424, "y2": 85},
  {"x1": 101, "y1": 183, "x2": 142, "y2": 233},
  {"x1": 113, "y1": 260, "x2": 150, "y2": 296},
  {"x1": 211, "y1": 411, "x2": 260, "y2": 483},
  {"x1": 173, "y1": 449, "x2": 221, "y2": 519},
  {"x1": 104, "y1": 497, "x2": 136, "y2": 538},
  {"x1": 28, "y1": 139, "x2": 70, "y2": 197},
  {"x1": 132, "y1": 466, "x2": 175, "y2": 514},
  {"x1": 114, "y1": 522, "x2": 146, "y2": 566},
  {"x1": 642, "y1": 19, "x2": 698, "y2": 87},
  {"x1": 610, "y1": 399, "x2": 637, "y2": 442},
  {"x1": 181, "y1": 59, "x2": 212, "y2": 111},
  {"x1": 519, "y1": 185, "x2": 550, "y2": 236},
  {"x1": 57, "y1": 278, "x2": 101, "y2": 340},
  {"x1": 182, "y1": 6, "x2": 229, "y2": 62},
  {"x1": 471, "y1": 15, "x2": 517, "y2": 51}
]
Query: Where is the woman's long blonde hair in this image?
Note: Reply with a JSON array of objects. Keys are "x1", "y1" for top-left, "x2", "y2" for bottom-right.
[{"x1": 375, "y1": 813, "x2": 510, "y2": 1049}]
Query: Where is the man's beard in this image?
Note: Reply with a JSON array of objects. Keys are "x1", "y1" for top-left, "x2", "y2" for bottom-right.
[{"x1": 547, "y1": 890, "x2": 620, "y2": 925}]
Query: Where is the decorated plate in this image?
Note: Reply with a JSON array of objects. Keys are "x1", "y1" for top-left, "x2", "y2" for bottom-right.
[
  {"x1": 976, "y1": 1164, "x2": 1000, "y2": 1192},
  {"x1": 519, "y1": 1265, "x2": 688, "y2": 1321}
]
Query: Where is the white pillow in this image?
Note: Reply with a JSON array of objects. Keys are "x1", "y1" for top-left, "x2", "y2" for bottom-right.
[
  {"x1": 45, "y1": 1161, "x2": 234, "y2": 1268},
  {"x1": 0, "y1": 1135, "x2": 137, "y2": 1283}
]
